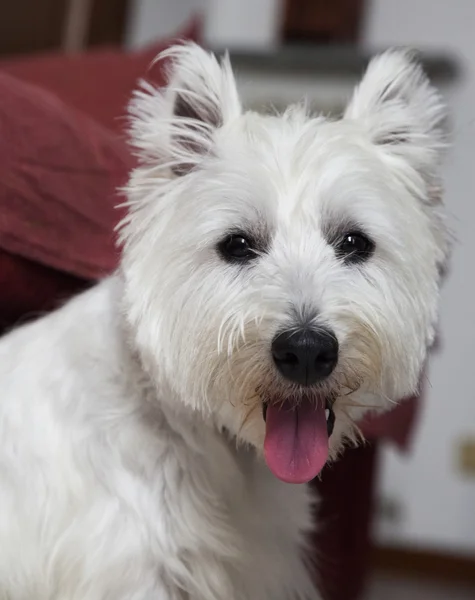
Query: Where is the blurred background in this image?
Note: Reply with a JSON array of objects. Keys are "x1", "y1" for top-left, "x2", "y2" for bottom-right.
[{"x1": 0, "y1": 1, "x2": 474, "y2": 599}]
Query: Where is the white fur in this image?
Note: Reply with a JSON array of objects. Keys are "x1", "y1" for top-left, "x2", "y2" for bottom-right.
[{"x1": 0, "y1": 44, "x2": 449, "y2": 599}]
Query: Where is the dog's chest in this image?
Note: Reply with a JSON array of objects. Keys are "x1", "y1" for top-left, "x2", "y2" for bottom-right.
[
  {"x1": 91, "y1": 403, "x2": 318, "y2": 600},
  {"x1": 129, "y1": 416, "x2": 318, "y2": 600},
  {"x1": 226, "y1": 451, "x2": 317, "y2": 599}
]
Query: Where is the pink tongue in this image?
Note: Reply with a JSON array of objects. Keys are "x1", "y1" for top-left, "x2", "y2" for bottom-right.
[{"x1": 264, "y1": 399, "x2": 329, "y2": 484}]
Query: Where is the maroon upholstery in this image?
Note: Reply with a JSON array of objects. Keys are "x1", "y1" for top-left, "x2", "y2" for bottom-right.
[
  {"x1": 0, "y1": 20, "x2": 199, "y2": 331},
  {"x1": 0, "y1": 73, "x2": 130, "y2": 280}
]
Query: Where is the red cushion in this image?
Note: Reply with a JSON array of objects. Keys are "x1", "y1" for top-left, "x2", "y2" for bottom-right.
[
  {"x1": 360, "y1": 394, "x2": 420, "y2": 449},
  {"x1": 0, "y1": 19, "x2": 201, "y2": 333},
  {"x1": 0, "y1": 18, "x2": 201, "y2": 133},
  {"x1": 0, "y1": 72, "x2": 131, "y2": 280}
]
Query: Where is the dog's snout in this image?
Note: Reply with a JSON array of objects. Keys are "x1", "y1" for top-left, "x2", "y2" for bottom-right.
[{"x1": 271, "y1": 328, "x2": 339, "y2": 386}]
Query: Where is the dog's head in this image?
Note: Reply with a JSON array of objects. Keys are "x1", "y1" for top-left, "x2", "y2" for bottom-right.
[{"x1": 120, "y1": 43, "x2": 450, "y2": 483}]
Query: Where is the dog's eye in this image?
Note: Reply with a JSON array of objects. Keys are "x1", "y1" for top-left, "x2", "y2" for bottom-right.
[
  {"x1": 218, "y1": 234, "x2": 258, "y2": 263},
  {"x1": 336, "y1": 231, "x2": 374, "y2": 264}
]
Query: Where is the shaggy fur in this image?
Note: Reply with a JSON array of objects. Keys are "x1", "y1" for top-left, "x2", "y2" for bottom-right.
[{"x1": 0, "y1": 44, "x2": 449, "y2": 599}]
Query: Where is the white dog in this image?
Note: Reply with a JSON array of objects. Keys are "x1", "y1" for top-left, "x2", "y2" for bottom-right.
[{"x1": 0, "y1": 44, "x2": 449, "y2": 599}]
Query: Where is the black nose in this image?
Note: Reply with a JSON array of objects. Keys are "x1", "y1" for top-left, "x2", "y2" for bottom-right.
[{"x1": 271, "y1": 328, "x2": 339, "y2": 386}]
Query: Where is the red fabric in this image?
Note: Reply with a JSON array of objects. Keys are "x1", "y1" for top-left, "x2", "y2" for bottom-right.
[
  {"x1": 0, "y1": 19, "x2": 201, "y2": 281},
  {"x1": 0, "y1": 19, "x2": 200, "y2": 333},
  {"x1": 0, "y1": 72, "x2": 131, "y2": 280},
  {"x1": 0, "y1": 18, "x2": 201, "y2": 134},
  {"x1": 360, "y1": 395, "x2": 420, "y2": 450}
]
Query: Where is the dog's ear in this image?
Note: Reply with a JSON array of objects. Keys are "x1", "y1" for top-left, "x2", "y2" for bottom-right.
[
  {"x1": 344, "y1": 50, "x2": 447, "y2": 194},
  {"x1": 129, "y1": 43, "x2": 241, "y2": 176}
]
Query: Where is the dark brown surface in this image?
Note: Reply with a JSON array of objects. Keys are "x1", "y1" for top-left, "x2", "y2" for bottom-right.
[
  {"x1": 0, "y1": 0, "x2": 68, "y2": 56},
  {"x1": 86, "y1": 0, "x2": 130, "y2": 47},
  {"x1": 0, "y1": 0, "x2": 130, "y2": 57},
  {"x1": 373, "y1": 546, "x2": 475, "y2": 585},
  {"x1": 283, "y1": 0, "x2": 365, "y2": 44},
  {"x1": 367, "y1": 572, "x2": 475, "y2": 600}
]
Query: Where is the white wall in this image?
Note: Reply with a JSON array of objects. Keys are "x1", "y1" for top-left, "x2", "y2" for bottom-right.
[
  {"x1": 126, "y1": 0, "x2": 204, "y2": 49},
  {"x1": 364, "y1": 0, "x2": 475, "y2": 554},
  {"x1": 126, "y1": 0, "x2": 282, "y2": 50},
  {"x1": 204, "y1": 0, "x2": 282, "y2": 49}
]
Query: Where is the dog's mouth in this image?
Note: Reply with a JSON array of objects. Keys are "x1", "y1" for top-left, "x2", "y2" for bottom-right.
[{"x1": 261, "y1": 396, "x2": 335, "y2": 485}]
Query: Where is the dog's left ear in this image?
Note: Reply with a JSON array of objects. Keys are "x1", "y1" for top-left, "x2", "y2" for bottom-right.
[
  {"x1": 345, "y1": 49, "x2": 447, "y2": 198},
  {"x1": 129, "y1": 43, "x2": 241, "y2": 177}
]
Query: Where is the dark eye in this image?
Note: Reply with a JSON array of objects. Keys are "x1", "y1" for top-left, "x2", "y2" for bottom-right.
[
  {"x1": 218, "y1": 234, "x2": 258, "y2": 263},
  {"x1": 336, "y1": 231, "x2": 374, "y2": 264}
]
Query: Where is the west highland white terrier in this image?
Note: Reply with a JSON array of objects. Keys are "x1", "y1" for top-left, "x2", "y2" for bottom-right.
[{"x1": 0, "y1": 44, "x2": 449, "y2": 599}]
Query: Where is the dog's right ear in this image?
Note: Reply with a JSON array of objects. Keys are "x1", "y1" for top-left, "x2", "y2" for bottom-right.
[{"x1": 129, "y1": 43, "x2": 241, "y2": 176}]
